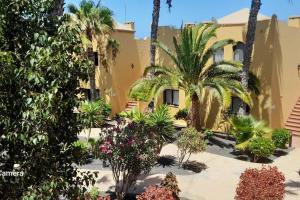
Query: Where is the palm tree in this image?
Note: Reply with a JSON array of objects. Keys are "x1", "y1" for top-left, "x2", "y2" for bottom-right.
[
  {"x1": 51, "y1": 0, "x2": 64, "y2": 17},
  {"x1": 230, "y1": 115, "x2": 271, "y2": 151},
  {"x1": 68, "y1": 0, "x2": 117, "y2": 101},
  {"x1": 130, "y1": 24, "x2": 252, "y2": 131},
  {"x1": 150, "y1": 0, "x2": 172, "y2": 66},
  {"x1": 239, "y1": 0, "x2": 262, "y2": 114}
]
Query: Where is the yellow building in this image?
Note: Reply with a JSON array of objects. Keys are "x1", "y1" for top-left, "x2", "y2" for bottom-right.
[{"x1": 82, "y1": 9, "x2": 300, "y2": 146}]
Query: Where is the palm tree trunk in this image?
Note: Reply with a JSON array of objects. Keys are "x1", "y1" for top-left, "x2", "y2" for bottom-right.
[
  {"x1": 50, "y1": 0, "x2": 64, "y2": 17},
  {"x1": 150, "y1": 0, "x2": 160, "y2": 67},
  {"x1": 188, "y1": 93, "x2": 201, "y2": 131},
  {"x1": 239, "y1": 0, "x2": 261, "y2": 115},
  {"x1": 86, "y1": 28, "x2": 97, "y2": 101}
]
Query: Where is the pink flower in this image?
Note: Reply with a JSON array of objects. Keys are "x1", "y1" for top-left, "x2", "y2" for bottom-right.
[{"x1": 100, "y1": 145, "x2": 108, "y2": 153}]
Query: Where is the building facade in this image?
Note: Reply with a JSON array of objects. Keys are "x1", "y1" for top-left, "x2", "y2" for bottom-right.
[{"x1": 82, "y1": 9, "x2": 300, "y2": 146}]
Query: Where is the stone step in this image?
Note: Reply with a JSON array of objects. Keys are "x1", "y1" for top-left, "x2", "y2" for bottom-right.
[
  {"x1": 286, "y1": 125, "x2": 300, "y2": 133},
  {"x1": 295, "y1": 105, "x2": 300, "y2": 109},
  {"x1": 285, "y1": 122, "x2": 300, "y2": 129},
  {"x1": 289, "y1": 115, "x2": 300, "y2": 120},
  {"x1": 286, "y1": 118, "x2": 300, "y2": 124},
  {"x1": 291, "y1": 112, "x2": 300, "y2": 117},
  {"x1": 293, "y1": 107, "x2": 300, "y2": 112}
]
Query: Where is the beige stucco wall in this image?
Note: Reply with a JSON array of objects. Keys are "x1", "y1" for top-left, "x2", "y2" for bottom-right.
[
  {"x1": 80, "y1": 29, "x2": 150, "y2": 115},
  {"x1": 82, "y1": 18, "x2": 300, "y2": 131},
  {"x1": 155, "y1": 17, "x2": 300, "y2": 130},
  {"x1": 100, "y1": 30, "x2": 150, "y2": 115}
]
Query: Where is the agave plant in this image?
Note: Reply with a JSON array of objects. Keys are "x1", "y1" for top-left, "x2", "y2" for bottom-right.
[
  {"x1": 230, "y1": 115, "x2": 272, "y2": 150},
  {"x1": 130, "y1": 23, "x2": 252, "y2": 130}
]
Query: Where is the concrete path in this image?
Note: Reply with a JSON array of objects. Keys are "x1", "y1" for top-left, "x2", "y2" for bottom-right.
[{"x1": 79, "y1": 144, "x2": 300, "y2": 200}]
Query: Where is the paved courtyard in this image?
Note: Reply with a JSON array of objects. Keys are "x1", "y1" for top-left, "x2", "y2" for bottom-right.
[{"x1": 79, "y1": 142, "x2": 300, "y2": 200}]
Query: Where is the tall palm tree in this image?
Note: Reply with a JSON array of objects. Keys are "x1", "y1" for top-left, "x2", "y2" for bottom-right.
[
  {"x1": 68, "y1": 0, "x2": 116, "y2": 101},
  {"x1": 239, "y1": 0, "x2": 262, "y2": 114},
  {"x1": 130, "y1": 24, "x2": 252, "y2": 131},
  {"x1": 51, "y1": 0, "x2": 64, "y2": 17},
  {"x1": 150, "y1": 0, "x2": 172, "y2": 66}
]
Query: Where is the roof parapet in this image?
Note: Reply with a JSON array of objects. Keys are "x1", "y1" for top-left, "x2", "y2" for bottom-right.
[{"x1": 288, "y1": 16, "x2": 300, "y2": 28}]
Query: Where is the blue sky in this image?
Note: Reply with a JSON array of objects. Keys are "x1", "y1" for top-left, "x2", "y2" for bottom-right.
[{"x1": 65, "y1": 0, "x2": 300, "y2": 39}]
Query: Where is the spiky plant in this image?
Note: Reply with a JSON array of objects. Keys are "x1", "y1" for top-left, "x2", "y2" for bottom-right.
[
  {"x1": 230, "y1": 115, "x2": 272, "y2": 150},
  {"x1": 130, "y1": 23, "x2": 252, "y2": 130}
]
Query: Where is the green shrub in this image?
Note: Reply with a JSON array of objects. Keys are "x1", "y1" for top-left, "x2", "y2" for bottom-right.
[
  {"x1": 98, "y1": 99, "x2": 112, "y2": 118},
  {"x1": 248, "y1": 137, "x2": 275, "y2": 162},
  {"x1": 177, "y1": 128, "x2": 206, "y2": 165},
  {"x1": 230, "y1": 115, "x2": 272, "y2": 151},
  {"x1": 174, "y1": 108, "x2": 188, "y2": 120},
  {"x1": 204, "y1": 129, "x2": 214, "y2": 140},
  {"x1": 272, "y1": 129, "x2": 291, "y2": 148},
  {"x1": 119, "y1": 108, "x2": 147, "y2": 123}
]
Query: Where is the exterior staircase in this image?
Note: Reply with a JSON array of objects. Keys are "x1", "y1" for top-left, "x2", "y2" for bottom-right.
[
  {"x1": 285, "y1": 97, "x2": 300, "y2": 146},
  {"x1": 125, "y1": 101, "x2": 138, "y2": 112}
]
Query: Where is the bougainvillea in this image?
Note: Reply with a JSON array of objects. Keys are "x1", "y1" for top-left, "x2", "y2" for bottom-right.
[
  {"x1": 136, "y1": 186, "x2": 177, "y2": 200},
  {"x1": 99, "y1": 121, "x2": 158, "y2": 200},
  {"x1": 235, "y1": 166, "x2": 285, "y2": 200}
]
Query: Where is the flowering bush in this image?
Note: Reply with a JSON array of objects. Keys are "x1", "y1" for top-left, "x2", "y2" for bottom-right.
[
  {"x1": 136, "y1": 186, "x2": 177, "y2": 200},
  {"x1": 235, "y1": 167, "x2": 285, "y2": 200},
  {"x1": 99, "y1": 122, "x2": 158, "y2": 200}
]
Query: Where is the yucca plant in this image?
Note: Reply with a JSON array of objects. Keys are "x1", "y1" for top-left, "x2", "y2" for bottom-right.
[
  {"x1": 119, "y1": 108, "x2": 147, "y2": 123},
  {"x1": 80, "y1": 100, "x2": 104, "y2": 140},
  {"x1": 130, "y1": 23, "x2": 252, "y2": 130},
  {"x1": 230, "y1": 115, "x2": 272, "y2": 151},
  {"x1": 147, "y1": 105, "x2": 175, "y2": 150}
]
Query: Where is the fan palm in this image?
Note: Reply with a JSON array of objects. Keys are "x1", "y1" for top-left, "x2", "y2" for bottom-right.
[
  {"x1": 130, "y1": 23, "x2": 252, "y2": 131},
  {"x1": 68, "y1": 0, "x2": 118, "y2": 101},
  {"x1": 230, "y1": 115, "x2": 272, "y2": 150}
]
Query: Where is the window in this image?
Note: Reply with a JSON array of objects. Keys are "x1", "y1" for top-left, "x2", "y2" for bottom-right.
[
  {"x1": 80, "y1": 88, "x2": 100, "y2": 101},
  {"x1": 94, "y1": 52, "x2": 99, "y2": 66},
  {"x1": 213, "y1": 48, "x2": 224, "y2": 63},
  {"x1": 233, "y1": 42, "x2": 244, "y2": 62},
  {"x1": 163, "y1": 89, "x2": 179, "y2": 106},
  {"x1": 229, "y1": 96, "x2": 250, "y2": 115}
]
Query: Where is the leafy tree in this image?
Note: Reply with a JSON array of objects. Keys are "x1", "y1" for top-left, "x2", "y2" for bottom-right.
[
  {"x1": 239, "y1": 0, "x2": 262, "y2": 114},
  {"x1": 130, "y1": 24, "x2": 251, "y2": 130},
  {"x1": 68, "y1": 0, "x2": 119, "y2": 101},
  {"x1": 0, "y1": 0, "x2": 95, "y2": 199}
]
